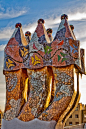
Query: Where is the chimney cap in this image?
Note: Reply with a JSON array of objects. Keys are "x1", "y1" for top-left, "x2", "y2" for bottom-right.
[
  {"x1": 15, "y1": 23, "x2": 22, "y2": 28},
  {"x1": 25, "y1": 31, "x2": 31, "y2": 36},
  {"x1": 61, "y1": 14, "x2": 68, "y2": 20},
  {"x1": 70, "y1": 25, "x2": 74, "y2": 30},
  {"x1": 47, "y1": 28, "x2": 53, "y2": 34},
  {"x1": 38, "y1": 19, "x2": 45, "y2": 24}
]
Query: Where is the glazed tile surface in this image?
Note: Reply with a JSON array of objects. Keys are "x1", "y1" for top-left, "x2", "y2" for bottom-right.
[
  {"x1": 18, "y1": 67, "x2": 52, "y2": 121},
  {"x1": 3, "y1": 15, "x2": 85, "y2": 123},
  {"x1": 38, "y1": 65, "x2": 73, "y2": 121},
  {"x1": 3, "y1": 18, "x2": 84, "y2": 73}
]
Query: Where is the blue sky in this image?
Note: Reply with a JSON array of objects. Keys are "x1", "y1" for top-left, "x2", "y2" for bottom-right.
[{"x1": 0, "y1": 0, "x2": 86, "y2": 111}]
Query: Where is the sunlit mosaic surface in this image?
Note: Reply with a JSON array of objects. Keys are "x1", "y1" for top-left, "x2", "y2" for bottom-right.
[
  {"x1": 3, "y1": 14, "x2": 85, "y2": 122},
  {"x1": 4, "y1": 15, "x2": 83, "y2": 72}
]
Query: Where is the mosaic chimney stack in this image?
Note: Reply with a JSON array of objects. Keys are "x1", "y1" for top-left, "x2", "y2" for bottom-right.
[
  {"x1": 47, "y1": 28, "x2": 53, "y2": 42},
  {"x1": 3, "y1": 23, "x2": 28, "y2": 122},
  {"x1": 25, "y1": 31, "x2": 31, "y2": 44},
  {"x1": 2, "y1": 14, "x2": 85, "y2": 129}
]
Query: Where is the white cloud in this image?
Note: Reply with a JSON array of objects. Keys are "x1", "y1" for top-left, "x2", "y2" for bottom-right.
[
  {"x1": 44, "y1": 17, "x2": 60, "y2": 28},
  {"x1": 68, "y1": 12, "x2": 86, "y2": 21},
  {"x1": 0, "y1": 27, "x2": 14, "y2": 40},
  {"x1": 23, "y1": 22, "x2": 37, "y2": 34},
  {"x1": 0, "y1": 44, "x2": 6, "y2": 51},
  {"x1": 0, "y1": 7, "x2": 27, "y2": 19},
  {"x1": 74, "y1": 27, "x2": 86, "y2": 40}
]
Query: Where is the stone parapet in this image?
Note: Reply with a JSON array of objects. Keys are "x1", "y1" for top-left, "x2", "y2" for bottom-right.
[{"x1": 1, "y1": 118, "x2": 56, "y2": 129}]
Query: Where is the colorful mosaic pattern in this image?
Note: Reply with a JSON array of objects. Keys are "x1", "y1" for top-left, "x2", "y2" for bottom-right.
[
  {"x1": 6, "y1": 73, "x2": 17, "y2": 92},
  {"x1": 47, "y1": 28, "x2": 53, "y2": 42},
  {"x1": 80, "y1": 49, "x2": 85, "y2": 73},
  {"x1": 3, "y1": 15, "x2": 85, "y2": 123},
  {"x1": 18, "y1": 67, "x2": 53, "y2": 121},
  {"x1": 38, "y1": 65, "x2": 73, "y2": 121},
  {"x1": 4, "y1": 70, "x2": 22, "y2": 120},
  {"x1": 4, "y1": 98, "x2": 21, "y2": 120},
  {"x1": 25, "y1": 31, "x2": 31, "y2": 44},
  {"x1": 3, "y1": 16, "x2": 85, "y2": 73},
  {"x1": 3, "y1": 69, "x2": 28, "y2": 120}
]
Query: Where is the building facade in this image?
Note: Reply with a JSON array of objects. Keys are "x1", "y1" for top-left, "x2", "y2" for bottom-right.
[
  {"x1": 65, "y1": 103, "x2": 85, "y2": 126},
  {"x1": 82, "y1": 105, "x2": 86, "y2": 123}
]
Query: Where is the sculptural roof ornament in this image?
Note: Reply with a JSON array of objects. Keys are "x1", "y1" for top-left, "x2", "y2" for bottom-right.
[
  {"x1": 38, "y1": 19, "x2": 45, "y2": 24},
  {"x1": 15, "y1": 23, "x2": 22, "y2": 28},
  {"x1": 3, "y1": 14, "x2": 85, "y2": 74},
  {"x1": 47, "y1": 28, "x2": 53, "y2": 34},
  {"x1": 61, "y1": 14, "x2": 68, "y2": 20},
  {"x1": 25, "y1": 31, "x2": 31, "y2": 36},
  {"x1": 2, "y1": 14, "x2": 85, "y2": 129},
  {"x1": 70, "y1": 25, "x2": 74, "y2": 31}
]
